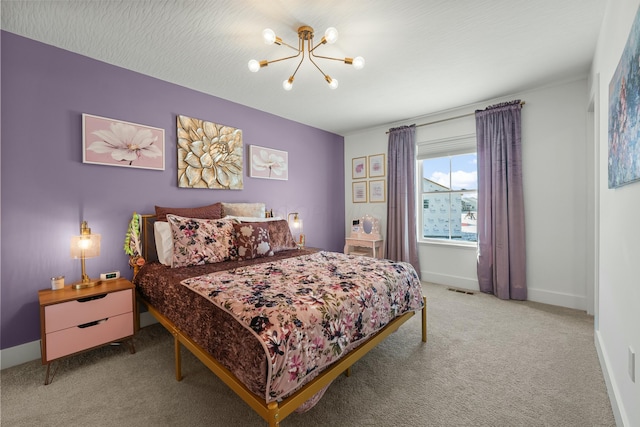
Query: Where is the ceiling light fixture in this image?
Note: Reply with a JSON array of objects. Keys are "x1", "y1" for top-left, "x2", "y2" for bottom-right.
[{"x1": 248, "y1": 26, "x2": 365, "y2": 91}]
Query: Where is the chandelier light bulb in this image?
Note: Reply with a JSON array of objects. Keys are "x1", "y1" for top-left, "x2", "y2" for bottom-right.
[
  {"x1": 324, "y1": 27, "x2": 339, "y2": 44},
  {"x1": 248, "y1": 59, "x2": 260, "y2": 72},
  {"x1": 328, "y1": 78, "x2": 339, "y2": 89},
  {"x1": 262, "y1": 28, "x2": 276, "y2": 45},
  {"x1": 352, "y1": 56, "x2": 365, "y2": 70},
  {"x1": 283, "y1": 78, "x2": 294, "y2": 91}
]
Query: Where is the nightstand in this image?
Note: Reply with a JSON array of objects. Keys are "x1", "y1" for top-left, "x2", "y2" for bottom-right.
[{"x1": 38, "y1": 278, "x2": 136, "y2": 385}]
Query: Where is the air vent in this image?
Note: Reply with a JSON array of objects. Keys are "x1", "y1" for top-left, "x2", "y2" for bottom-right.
[{"x1": 447, "y1": 287, "x2": 474, "y2": 295}]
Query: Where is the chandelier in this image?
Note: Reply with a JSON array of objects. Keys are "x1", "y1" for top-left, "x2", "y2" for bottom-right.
[{"x1": 248, "y1": 26, "x2": 365, "y2": 91}]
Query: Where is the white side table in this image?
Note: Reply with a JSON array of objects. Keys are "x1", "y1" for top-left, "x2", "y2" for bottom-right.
[{"x1": 344, "y1": 236, "x2": 384, "y2": 259}]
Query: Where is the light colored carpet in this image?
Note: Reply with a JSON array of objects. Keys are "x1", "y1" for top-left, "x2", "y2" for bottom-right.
[{"x1": 0, "y1": 282, "x2": 615, "y2": 426}]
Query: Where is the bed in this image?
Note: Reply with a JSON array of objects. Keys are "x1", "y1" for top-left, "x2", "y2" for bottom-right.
[{"x1": 130, "y1": 203, "x2": 426, "y2": 426}]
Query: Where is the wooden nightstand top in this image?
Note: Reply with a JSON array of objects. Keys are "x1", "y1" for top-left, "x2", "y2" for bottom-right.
[{"x1": 38, "y1": 278, "x2": 134, "y2": 307}]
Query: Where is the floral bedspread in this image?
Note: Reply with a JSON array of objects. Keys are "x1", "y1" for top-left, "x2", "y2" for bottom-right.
[{"x1": 180, "y1": 250, "x2": 424, "y2": 403}]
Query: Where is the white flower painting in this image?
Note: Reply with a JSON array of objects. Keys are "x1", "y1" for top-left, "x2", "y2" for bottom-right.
[
  {"x1": 250, "y1": 145, "x2": 288, "y2": 180},
  {"x1": 82, "y1": 114, "x2": 165, "y2": 170}
]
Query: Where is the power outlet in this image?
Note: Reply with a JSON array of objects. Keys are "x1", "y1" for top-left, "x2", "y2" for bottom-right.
[{"x1": 629, "y1": 347, "x2": 636, "y2": 383}]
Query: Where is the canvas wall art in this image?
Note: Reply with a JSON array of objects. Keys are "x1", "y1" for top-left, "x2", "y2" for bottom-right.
[
  {"x1": 177, "y1": 115, "x2": 243, "y2": 189},
  {"x1": 83, "y1": 114, "x2": 165, "y2": 170},
  {"x1": 250, "y1": 145, "x2": 288, "y2": 180},
  {"x1": 608, "y1": 5, "x2": 640, "y2": 188}
]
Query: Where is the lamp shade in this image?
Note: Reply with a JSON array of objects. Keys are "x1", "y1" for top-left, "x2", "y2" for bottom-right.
[{"x1": 70, "y1": 234, "x2": 101, "y2": 259}]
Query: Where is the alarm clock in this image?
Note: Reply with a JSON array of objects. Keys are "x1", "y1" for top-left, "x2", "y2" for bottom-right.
[{"x1": 100, "y1": 271, "x2": 120, "y2": 281}]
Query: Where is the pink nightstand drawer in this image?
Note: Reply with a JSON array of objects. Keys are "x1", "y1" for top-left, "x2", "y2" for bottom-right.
[
  {"x1": 44, "y1": 289, "x2": 132, "y2": 333},
  {"x1": 45, "y1": 311, "x2": 134, "y2": 360}
]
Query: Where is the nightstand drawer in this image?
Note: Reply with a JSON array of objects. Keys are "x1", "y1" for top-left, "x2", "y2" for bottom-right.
[
  {"x1": 44, "y1": 289, "x2": 133, "y2": 333},
  {"x1": 45, "y1": 311, "x2": 134, "y2": 360}
]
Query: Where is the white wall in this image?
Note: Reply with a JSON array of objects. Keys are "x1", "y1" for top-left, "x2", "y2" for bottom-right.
[
  {"x1": 590, "y1": 0, "x2": 640, "y2": 425},
  {"x1": 344, "y1": 77, "x2": 592, "y2": 311}
]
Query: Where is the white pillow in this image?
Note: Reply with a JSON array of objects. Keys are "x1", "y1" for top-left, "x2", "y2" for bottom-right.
[
  {"x1": 154, "y1": 221, "x2": 173, "y2": 266},
  {"x1": 224, "y1": 215, "x2": 283, "y2": 222},
  {"x1": 221, "y1": 202, "x2": 265, "y2": 218}
]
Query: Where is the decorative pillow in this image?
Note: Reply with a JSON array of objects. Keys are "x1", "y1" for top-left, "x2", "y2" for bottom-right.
[
  {"x1": 264, "y1": 219, "x2": 298, "y2": 252},
  {"x1": 232, "y1": 223, "x2": 274, "y2": 260},
  {"x1": 166, "y1": 215, "x2": 237, "y2": 267},
  {"x1": 155, "y1": 202, "x2": 223, "y2": 222},
  {"x1": 154, "y1": 220, "x2": 173, "y2": 266},
  {"x1": 221, "y1": 202, "x2": 265, "y2": 218}
]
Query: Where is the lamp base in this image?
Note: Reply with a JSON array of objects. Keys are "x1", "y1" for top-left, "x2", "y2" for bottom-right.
[{"x1": 71, "y1": 278, "x2": 103, "y2": 290}]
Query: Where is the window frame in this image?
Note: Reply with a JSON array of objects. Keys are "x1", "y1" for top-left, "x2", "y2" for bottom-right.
[{"x1": 416, "y1": 134, "x2": 478, "y2": 247}]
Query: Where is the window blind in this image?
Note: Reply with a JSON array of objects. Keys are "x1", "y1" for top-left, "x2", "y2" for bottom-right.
[{"x1": 416, "y1": 134, "x2": 476, "y2": 160}]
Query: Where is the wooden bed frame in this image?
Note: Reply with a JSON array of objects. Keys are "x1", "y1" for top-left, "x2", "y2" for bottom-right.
[{"x1": 132, "y1": 215, "x2": 427, "y2": 427}]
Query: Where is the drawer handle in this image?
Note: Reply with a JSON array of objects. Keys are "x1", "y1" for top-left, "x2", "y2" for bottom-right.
[
  {"x1": 78, "y1": 318, "x2": 108, "y2": 329},
  {"x1": 77, "y1": 294, "x2": 107, "y2": 303}
]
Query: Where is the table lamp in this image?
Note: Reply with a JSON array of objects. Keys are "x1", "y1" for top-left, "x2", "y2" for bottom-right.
[
  {"x1": 70, "y1": 220, "x2": 102, "y2": 289},
  {"x1": 287, "y1": 212, "x2": 305, "y2": 247}
]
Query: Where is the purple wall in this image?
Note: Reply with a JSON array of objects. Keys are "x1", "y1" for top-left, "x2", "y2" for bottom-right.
[{"x1": 0, "y1": 32, "x2": 345, "y2": 350}]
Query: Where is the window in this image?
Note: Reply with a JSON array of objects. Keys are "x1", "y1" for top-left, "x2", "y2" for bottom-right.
[{"x1": 417, "y1": 135, "x2": 477, "y2": 244}]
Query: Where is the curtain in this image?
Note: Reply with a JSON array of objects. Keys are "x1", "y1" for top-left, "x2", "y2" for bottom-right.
[
  {"x1": 386, "y1": 125, "x2": 420, "y2": 276},
  {"x1": 475, "y1": 100, "x2": 526, "y2": 300}
]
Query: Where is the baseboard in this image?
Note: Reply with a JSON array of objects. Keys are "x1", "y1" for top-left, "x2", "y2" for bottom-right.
[
  {"x1": 1, "y1": 312, "x2": 159, "y2": 371},
  {"x1": 527, "y1": 287, "x2": 586, "y2": 311},
  {"x1": 595, "y1": 329, "x2": 627, "y2": 426},
  {"x1": 420, "y1": 271, "x2": 479, "y2": 292},
  {"x1": 0, "y1": 340, "x2": 41, "y2": 370},
  {"x1": 422, "y1": 273, "x2": 587, "y2": 311}
]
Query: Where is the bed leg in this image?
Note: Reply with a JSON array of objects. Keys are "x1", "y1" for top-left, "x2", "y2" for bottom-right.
[
  {"x1": 267, "y1": 401, "x2": 280, "y2": 427},
  {"x1": 422, "y1": 296, "x2": 427, "y2": 342},
  {"x1": 174, "y1": 332, "x2": 183, "y2": 381},
  {"x1": 344, "y1": 366, "x2": 352, "y2": 377}
]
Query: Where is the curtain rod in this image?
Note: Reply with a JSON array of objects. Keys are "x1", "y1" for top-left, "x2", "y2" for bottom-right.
[{"x1": 386, "y1": 101, "x2": 525, "y2": 134}]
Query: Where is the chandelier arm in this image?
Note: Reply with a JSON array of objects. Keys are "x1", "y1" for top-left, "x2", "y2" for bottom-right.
[
  {"x1": 278, "y1": 40, "x2": 301, "y2": 51},
  {"x1": 309, "y1": 39, "x2": 327, "y2": 53},
  {"x1": 308, "y1": 55, "x2": 329, "y2": 78},
  {"x1": 289, "y1": 37, "x2": 307, "y2": 79},
  {"x1": 289, "y1": 55, "x2": 306, "y2": 79},
  {"x1": 263, "y1": 51, "x2": 302, "y2": 66},
  {"x1": 310, "y1": 54, "x2": 348, "y2": 63}
]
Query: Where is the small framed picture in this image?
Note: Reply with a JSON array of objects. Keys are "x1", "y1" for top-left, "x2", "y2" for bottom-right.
[
  {"x1": 352, "y1": 156, "x2": 367, "y2": 179},
  {"x1": 369, "y1": 180, "x2": 386, "y2": 202},
  {"x1": 352, "y1": 181, "x2": 367, "y2": 203},
  {"x1": 368, "y1": 154, "x2": 386, "y2": 177},
  {"x1": 250, "y1": 145, "x2": 288, "y2": 180}
]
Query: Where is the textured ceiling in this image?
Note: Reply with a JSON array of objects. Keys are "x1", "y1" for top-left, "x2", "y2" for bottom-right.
[{"x1": 1, "y1": 0, "x2": 607, "y2": 135}]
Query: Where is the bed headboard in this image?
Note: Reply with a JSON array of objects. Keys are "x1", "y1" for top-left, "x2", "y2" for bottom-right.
[{"x1": 140, "y1": 214, "x2": 158, "y2": 264}]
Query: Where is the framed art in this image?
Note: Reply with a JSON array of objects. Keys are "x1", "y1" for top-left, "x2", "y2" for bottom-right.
[
  {"x1": 369, "y1": 179, "x2": 386, "y2": 203},
  {"x1": 177, "y1": 115, "x2": 243, "y2": 189},
  {"x1": 608, "y1": 5, "x2": 640, "y2": 188},
  {"x1": 83, "y1": 114, "x2": 165, "y2": 170},
  {"x1": 249, "y1": 145, "x2": 288, "y2": 180},
  {"x1": 352, "y1": 181, "x2": 367, "y2": 203},
  {"x1": 368, "y1": 154, "x2": 386, "y2": 177},
  {"x1": 352, "y1": 156, "x2": 367, "y2": 179}
]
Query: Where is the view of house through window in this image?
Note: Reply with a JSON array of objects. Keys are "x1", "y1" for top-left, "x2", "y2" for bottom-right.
[{"x1": 420, "y1": 152, "x2": 477, "y2": 242}]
